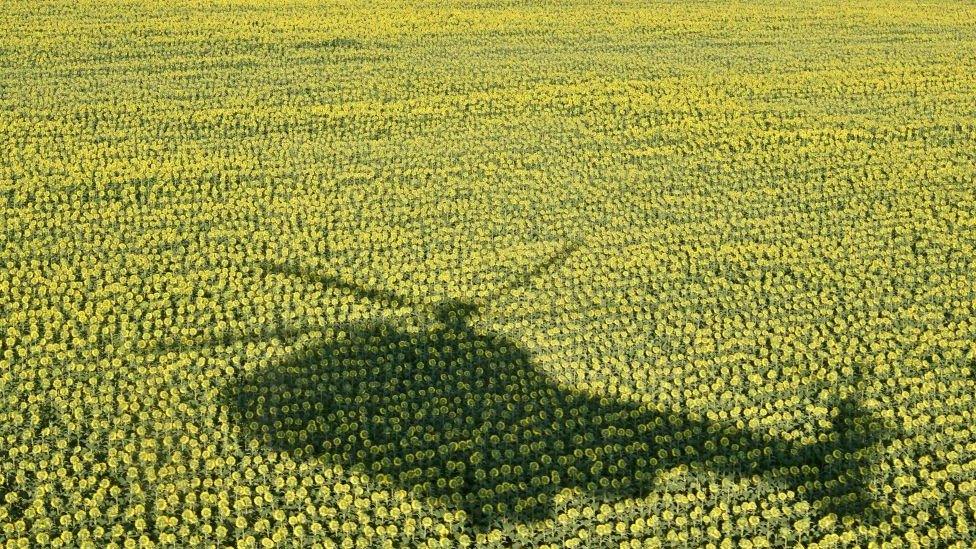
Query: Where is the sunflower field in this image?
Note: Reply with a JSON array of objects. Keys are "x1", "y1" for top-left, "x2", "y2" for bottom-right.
[{"x1": 2, "y1": 0, "x2": 976, "y2": 547}]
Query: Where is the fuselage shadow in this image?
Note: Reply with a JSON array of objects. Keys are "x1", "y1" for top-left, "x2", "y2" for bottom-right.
[{"x1": 221, "y1": 298, "x2": 893, "y2": 531}]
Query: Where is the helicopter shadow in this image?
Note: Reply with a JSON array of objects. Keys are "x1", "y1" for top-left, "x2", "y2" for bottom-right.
[{"x1": 214, "y1": 262, "x2": 896, "y2": 531}]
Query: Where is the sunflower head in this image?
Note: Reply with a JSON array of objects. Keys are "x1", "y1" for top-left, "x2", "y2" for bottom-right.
[{"x1": 432, "y1": 300, "x2": 479, "y2": 327}]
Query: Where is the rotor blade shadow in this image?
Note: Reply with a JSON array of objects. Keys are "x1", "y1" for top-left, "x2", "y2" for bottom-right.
[{"x1": 260, "y1": 261, "x2": 410, "y2": 309}]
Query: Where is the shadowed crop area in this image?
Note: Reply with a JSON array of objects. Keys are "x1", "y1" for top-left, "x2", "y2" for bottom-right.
[
  {"x1": 225, "y1": 290, "x2": 894, "y2": 531},
  {"x1": 213, "y1": 257, "x2": 899, "y2": 535},
  {"x1": 2, "y1": 0, "x2": 976, "y2": 547}
]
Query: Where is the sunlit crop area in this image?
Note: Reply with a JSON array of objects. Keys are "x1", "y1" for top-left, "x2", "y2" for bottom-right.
[{"x1": 2, "y1": 0, "x2": 976, "y2": 547}]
